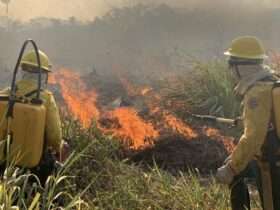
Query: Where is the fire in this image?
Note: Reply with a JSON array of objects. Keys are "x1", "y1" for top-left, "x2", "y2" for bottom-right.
[
  {"x1": 204, "y1": 127, "x2": 221, "y2": 137},
  {"x1": 102, "y1": 107, "x2": 159, "y2": 149},
  {"x1": 138, "y1": 86, "x2": 198, "y2": 139},
  {"x1": 49, "y1": 68, "x2": 100, "y2": 128},
  {"x1": 163, "y1": 112, "x2": 198, "y2": 139},
  {"x1": 203, "y1": 127, "x2": 235, "y2": 152},
  {"x1": 50, "y1": 69, "x2": 159, "y2": 148},
  {"x1": 50, "y1": 68, "x2": 235, "y2": 153}
]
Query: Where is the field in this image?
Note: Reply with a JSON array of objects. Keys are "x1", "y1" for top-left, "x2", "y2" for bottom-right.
[{"x1": 0, "y1": 59, "x2": 264, "y2": 210}]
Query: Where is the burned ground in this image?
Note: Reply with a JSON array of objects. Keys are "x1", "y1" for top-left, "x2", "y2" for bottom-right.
[{"x1": 130, "y1": 134, "x2": 230, "y2": 175}]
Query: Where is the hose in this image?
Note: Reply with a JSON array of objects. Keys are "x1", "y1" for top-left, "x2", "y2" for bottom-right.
[
  {"x1": 9, "y1": 39, "x2": 42, "y2": 104},
  {"x1": 3, "y1": 39, "x2": 43, "y2": 168}
]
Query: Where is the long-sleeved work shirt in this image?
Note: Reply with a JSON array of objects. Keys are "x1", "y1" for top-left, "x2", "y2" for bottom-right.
[{"x1": 229, "y1": 81, "x2": 274, "y2": 174}]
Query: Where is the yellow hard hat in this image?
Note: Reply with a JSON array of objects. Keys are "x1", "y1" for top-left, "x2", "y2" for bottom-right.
[
  {"x1": 224, "y1": 36, "x2": 267, "y2": 59},
  {"x1": 21, "y1": 50, "x2": 52, "y2": 72}
]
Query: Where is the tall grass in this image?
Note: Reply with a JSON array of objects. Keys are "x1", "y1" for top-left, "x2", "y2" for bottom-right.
[
  {"x1": 0, "y1": 117, "x2": 261, "y2": 209},
  {"x1": 163, "y1": 59, "x2": 240, "y2": 118},
  {"x1": 63, "y1": 121, "x2": 234, "y2": 210},
  {"x1": 0, "y1": 131, "x2": 90, "y2": 210},
  {"x1": 191, "y1": 60, "x2": 240, "y2": 117}
]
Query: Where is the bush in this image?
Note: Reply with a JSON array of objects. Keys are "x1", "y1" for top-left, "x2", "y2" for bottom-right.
[{"x1": 162, "y1": 59, "x2": 240, "y2": 118}]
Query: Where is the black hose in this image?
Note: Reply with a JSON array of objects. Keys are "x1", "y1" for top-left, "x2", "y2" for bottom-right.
[
  {"x1": 7, "y1": 39, "x2": 43, "y2": 118},
  {"x1": 10, "y1": 39, "x2": 42, "y2": 100}
]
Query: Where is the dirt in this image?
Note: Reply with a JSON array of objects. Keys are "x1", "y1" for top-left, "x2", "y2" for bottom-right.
[{"x1": 130, "y1": 134, "x2": 231, "y2": 175}]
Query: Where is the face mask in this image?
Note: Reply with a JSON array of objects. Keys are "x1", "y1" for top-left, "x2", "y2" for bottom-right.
[{"x1": 21, "y1": 71, "x2": 48, "y2": 89}]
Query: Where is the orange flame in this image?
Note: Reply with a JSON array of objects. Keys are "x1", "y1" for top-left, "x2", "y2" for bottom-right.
[
  {"x1": 50, "y1": 68, "x2": 234, "y2": 152},
  {"x1": 49, "y1": 68, "x2": 100, "y2": 128},
  {"x1": 203, "y1": 127, "x2": 235, "y2": 152},
  {"x1": 163, "y1": 112, "x2": 198, "y2": 138},
  {"x1": 104, "y1": 107, "x2": 159, "y2": 149}
]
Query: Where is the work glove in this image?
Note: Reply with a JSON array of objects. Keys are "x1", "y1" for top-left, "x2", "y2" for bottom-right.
[{"x1": 216, "y1": 163, "x2": 235, "y2": 185}]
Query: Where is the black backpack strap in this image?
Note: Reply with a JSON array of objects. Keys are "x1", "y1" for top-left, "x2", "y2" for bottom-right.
[
  {"x1": 262, "y1": 81, "x2": 280, "y2": 164},
  {"x1": 262, "y1": 130, "x2": 280, "y2": 164},
  {"x1": 24, "y1": 89, "x2": 43, "y2": 98}
]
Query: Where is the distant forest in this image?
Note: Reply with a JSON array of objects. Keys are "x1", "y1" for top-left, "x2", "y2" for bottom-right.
[{"x1": 0, "y1": 3, "x2": 279, "y2": 84}]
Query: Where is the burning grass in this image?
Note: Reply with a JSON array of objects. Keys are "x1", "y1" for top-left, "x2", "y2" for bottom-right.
[
  {"x1": 0, "y1": 61, "x2": 250, "y2": 209},
  {"x1": 101, "y1": 107, "x2": 159, "y2": 149},
  {"x1": 64, "y1": 121, "x2": 232, "y2": 210},
  {"x1": 49, "y1": 68, "x2": 237, "y2": 176},
  {"x1": 65, "y1": 122, "x2": 261, "y2": 210},
  {"x1": 49, "y1": 68, "x2": 100, "y2": 128}
]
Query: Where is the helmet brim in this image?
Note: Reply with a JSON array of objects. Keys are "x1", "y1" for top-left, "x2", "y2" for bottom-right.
[
  {"x1": 224, "y1": 51, "x2": 268, "y2": 59},
  {"x1": 21, "y1": 61, "x2": 52, "y2": 72}
]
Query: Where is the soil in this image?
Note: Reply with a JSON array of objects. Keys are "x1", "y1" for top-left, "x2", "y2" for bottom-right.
[{"x1": 130, "y1": 134, "x2": 231, "y2": 175}]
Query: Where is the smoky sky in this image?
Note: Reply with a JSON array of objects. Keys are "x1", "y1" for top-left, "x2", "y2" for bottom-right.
[{"x1": 0, "y1": 0, "x2": 278, "y2": 21}]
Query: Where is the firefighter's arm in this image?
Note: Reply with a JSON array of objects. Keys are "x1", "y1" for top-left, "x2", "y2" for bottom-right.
[
  {"x1": 228, "y1": 86, "x2": 272, "y2": 174},
  {"x1": 45, "y1": 93, "x2": 62, "y2": 153}
]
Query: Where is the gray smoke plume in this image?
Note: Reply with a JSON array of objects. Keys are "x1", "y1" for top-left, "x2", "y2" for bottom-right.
[{"x1": 1, "y1": 0, "x2": 278, "y2": 22}]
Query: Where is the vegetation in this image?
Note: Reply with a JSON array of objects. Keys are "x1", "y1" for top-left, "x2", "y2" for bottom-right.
[
  {"x1": 185, "y1": 59, "x2": 240, "y2": 118},
  {"x1": 0, "y1": 1, "x2": 275, "y2": 209},
  {"x1": 162, "y1": 59, "x2": 240, "y2": 119},
  {"x1": 59, "y1": 120, "x2": 235, "y2": 210},
  {"x1": 0, "y1": 58, "x2": 259, "y2": 209},
  {"x1": 0, "y1": 116, "x2": 262, "y2": 209}
]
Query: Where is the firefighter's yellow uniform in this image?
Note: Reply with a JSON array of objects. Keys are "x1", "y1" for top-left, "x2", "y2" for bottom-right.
[
  {"x1": 228, "y1": 81, "x2": 273, "y2": 174},
  {"x1": 216, "y1": 36, "x2": 274, "y2": 183},
  {"x1": 0, "y1": 50, "x2": 62, "y2": 155},
  {"x1": 216, "y1": 36, "x2": 280, "y2": 210},
  {"x1": 6, "y1": 79, "x2": 62, "y2": 153},
  {"x1": 0, "y1": 47, "x2": 66, "y2": 186}
]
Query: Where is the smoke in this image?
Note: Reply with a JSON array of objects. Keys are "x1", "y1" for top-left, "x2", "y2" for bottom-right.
[
  {"x1": 0, "y1": 0, "x2": 278, "y2": 22},
  {"x1": 0, "y1": 0, "x2": 121, "y2": 21}
]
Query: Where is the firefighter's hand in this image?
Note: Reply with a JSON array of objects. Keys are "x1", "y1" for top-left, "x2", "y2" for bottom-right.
[
  {"x1": 216, "y1": 164, "x2": 235, "y2": 185},
  {"x1": 60, "y1": 140, "x2": 70, "y2": 163}
]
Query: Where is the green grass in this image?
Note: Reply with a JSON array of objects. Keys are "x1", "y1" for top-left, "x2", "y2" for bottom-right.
[
  {"x1": 64, "y1": 121, "x2": 233, "y2": 210},
  {"x1": 162, "y1": 59, "x2": 241, "y2": 118},
  {"x1": 0, "y1": 117, "x2": 261, "y2": 210},
  {"x1": 0, "y1": 151, "x2": 89, "y2": 209}
]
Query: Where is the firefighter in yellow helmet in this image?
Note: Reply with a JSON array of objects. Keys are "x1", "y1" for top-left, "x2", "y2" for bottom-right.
[
  {"x1": 216, "y1": 36, "x2": 280, "y2": 210},
  {"x1": 0, "y1": 50, "x2": 69, "y2": 183}
]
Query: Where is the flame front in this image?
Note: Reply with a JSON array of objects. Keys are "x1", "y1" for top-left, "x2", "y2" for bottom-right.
[
  {"x1": 50, "y1": 69, "x2": 159, "y2": 149},
  {"x1": 163, "y1": 112, "x2": 198, "y2": 139},
  {"x1": 203, "y1": 127, "x2": 235, "y2": 152},
  {"x1": 49, "y1": 68, "x2": 100, "y2": 128},
  {"x1": 50, "y1": 68, "x2": 235, "y2": 152},
  {"x1": 104, "y1": 107, "x2": 159, "y2": 149}
]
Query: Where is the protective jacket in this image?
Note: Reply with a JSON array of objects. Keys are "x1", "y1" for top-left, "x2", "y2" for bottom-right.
[
  {"x1": 0, "y1": 79, "x2": 62, "y2": 153},
  {"x1": 229, "y1": 81, "x2": 274, "y2": 174}
]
